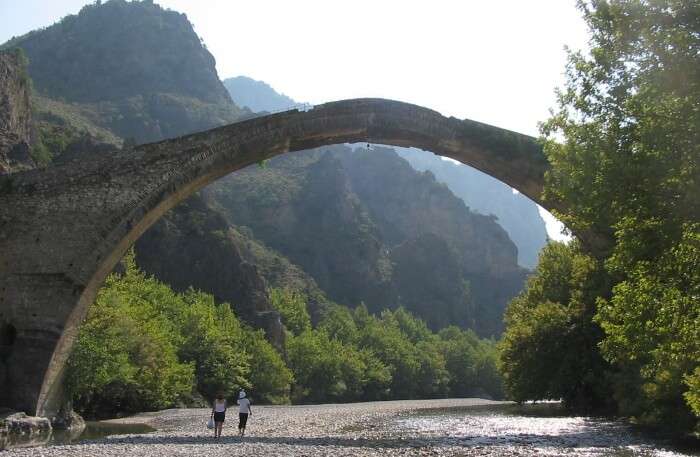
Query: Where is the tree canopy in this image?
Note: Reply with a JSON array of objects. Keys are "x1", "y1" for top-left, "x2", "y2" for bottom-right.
[{"x1": 501, "y1": 0, "x2": 699, "y2": 433}]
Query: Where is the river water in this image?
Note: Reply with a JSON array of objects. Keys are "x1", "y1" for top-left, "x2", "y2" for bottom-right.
[{"x1": 378, "y1": 403, "x2": 699, "y2": 456}]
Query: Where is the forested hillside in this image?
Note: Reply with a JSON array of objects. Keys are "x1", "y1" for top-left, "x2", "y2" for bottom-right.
[
  {"x1": 2, "y1": 0, "x2": 247, "y2": 144},
  {"x1": 396, "y1": 148, "x2": 548, "y2": 268},
  {"x1": 205, "y1": 145, "x2": 527, "y2": 336},
  {"x1": 221, "y1": 80, "x2": 548, "y2": 269}
]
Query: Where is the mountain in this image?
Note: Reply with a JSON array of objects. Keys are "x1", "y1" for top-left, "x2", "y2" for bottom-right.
[
  {"x1": 3, "y1": 0, "x2": 247, "y2": 144},
  {"x1": 396, "y1": 148, "x2": 548, "y2": 268},
  {"x1": 222, "y1": 76, "x2": 297, "y2": 113},
  {"x1": 204, "y1": 145, "x2": 527, "y2": 336},
  {"x1": 4, "y1": 0, "x2": 228, "y2": 104},
  {"x1": 224, "y1": 78, "x2": 548, "y2": 268}
]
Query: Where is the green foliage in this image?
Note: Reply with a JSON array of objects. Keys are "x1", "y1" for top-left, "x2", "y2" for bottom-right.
[
  {"x1": 318, "y1": 304, "x2": 360, "y2": 344},
  {"x1": 269, "y1": 288, "x2": 311, "y2": 335},
  {"x1": 596, "y1": 224, "x2": 700, "y2": 430},
  {"x1": 70, "y1": 256, "x2": 504, "y2": 414},
  {"x1": 284, "y1": 300, "x2": 501, "y2": 403},
  {"x1": 176, "y1": 289, "x2": 250, "y2": 400},
  {"x1": 541, "y1": 2, "x2": 699, "y2": 257},
  {"x1": 499, "y1": 242, "x2": 612, "y2": 410},
  {"x1": 513, "y1": 0, "x2": 700, "y2": 432},
  {"x1": 67, "y1": 250, "x2": 292, "y2": 417},
  {"x1": 31, "y1": 121, "x2": 82, "y2": 165},
  {"x1": 241, "y1": 329, "x2": 294, "y2": 404},
  {"x1": 287, "y1": 330, "x2": 364, "y2": 403},
  {"x1": 66, "y1": 251, "x2": 194, "y2": 418}
]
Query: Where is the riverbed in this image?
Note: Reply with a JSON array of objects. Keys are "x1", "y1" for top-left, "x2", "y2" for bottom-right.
[{"x1": 4, "y1": 399, "x2": 697, "y2": 456}]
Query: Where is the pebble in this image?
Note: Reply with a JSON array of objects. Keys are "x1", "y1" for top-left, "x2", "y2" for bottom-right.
[
  {"x1": 5, "y1": 398, "x2": 684, "y2": 457},
  {"x1": 3, "y1": 399, "x2": 508, "y2": 457}
]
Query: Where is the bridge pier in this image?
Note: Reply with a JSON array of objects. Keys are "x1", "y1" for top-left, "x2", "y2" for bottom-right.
[{"x1": 0, "y1": 274, "x2": 86, "y2": 417}]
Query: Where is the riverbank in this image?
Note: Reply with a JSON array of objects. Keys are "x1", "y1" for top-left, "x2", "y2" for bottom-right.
[
  {"x1": 4, "y1": 399, "x2": 506, "y2": 456},
  {"x1": 4, "y1": 399, "x2": 696, "y2": 456}
]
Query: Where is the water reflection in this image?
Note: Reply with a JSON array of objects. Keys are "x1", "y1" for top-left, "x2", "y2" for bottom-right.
[
  {"x1": 1, "y1": 421, "x2": 155, "y2": 450},
  {"x1": 386, "y1": 404, "x2": 699, "y2": 457},
  {"x1": 52, "y1": 421, "x2": 155, "y2": 445}
]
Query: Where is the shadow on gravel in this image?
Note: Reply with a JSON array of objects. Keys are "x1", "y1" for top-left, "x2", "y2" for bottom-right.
[{"x1": 90, "y1": 430, "x2": 646, "y2": 450}]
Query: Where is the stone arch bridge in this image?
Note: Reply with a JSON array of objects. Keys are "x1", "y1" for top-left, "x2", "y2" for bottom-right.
[{"x1": 0, "y1": 98, "x2": 552, "y2": 418}]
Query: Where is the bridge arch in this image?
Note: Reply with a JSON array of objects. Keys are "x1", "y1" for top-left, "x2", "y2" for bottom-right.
[{"x1": 0, "y1": 98, "x2": 551, "y2": 417}]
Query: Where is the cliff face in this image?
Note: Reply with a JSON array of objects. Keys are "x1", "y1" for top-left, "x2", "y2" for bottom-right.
[
  {"x1": 336, "y1": 147, "x2": 521, "y2": 278},
  {"x1": 397, "y1": 147, "x2": 548, "y2": 268},
  {"x1": 0, "y1": 50, "x2": 33, "y2": 174},
  {"x1": 205, "y1": 145, "x2": 527, "y2": 336},
  {"x1": 134, "y1": 194, "x2": 285, "y2": 348}
]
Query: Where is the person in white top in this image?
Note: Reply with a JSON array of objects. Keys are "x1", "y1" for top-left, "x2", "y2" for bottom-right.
[
  {"x1": 237, "y1": 390, "x2": 252, "y2": 436},
  {"x1": 210, "y1": 392, "x2": 227, "y2": 438}
]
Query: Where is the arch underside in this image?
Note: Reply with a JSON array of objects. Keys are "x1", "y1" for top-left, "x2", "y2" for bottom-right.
[{"x1": 0, "y1": 98, "x2": 550, "y2": 416}]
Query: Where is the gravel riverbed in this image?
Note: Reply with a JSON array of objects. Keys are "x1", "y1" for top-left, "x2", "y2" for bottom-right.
[
  {"x1": 5, "y1": 399, "x2": 695, "y2": 456},
  {"x1": 5, "y1": 399, "x2": 509, "y2": 456}
]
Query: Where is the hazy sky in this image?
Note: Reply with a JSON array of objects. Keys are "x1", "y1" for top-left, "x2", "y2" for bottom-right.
[{"x1": 0, "y1": 0, "x2": 588, "y2": 240}]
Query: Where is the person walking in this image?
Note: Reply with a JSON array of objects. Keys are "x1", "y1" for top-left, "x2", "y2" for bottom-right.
[
  {"x1": 237, "y1": 390, "x2": 252, "y2": 437},
  {"x1": 211, "y1": 392, "x2": 227, "y2": 438}
]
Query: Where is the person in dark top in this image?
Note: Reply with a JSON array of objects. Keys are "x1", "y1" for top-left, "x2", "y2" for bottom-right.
[{"x1": 211, "y1": 392, "x2": 227, "y2": 438}]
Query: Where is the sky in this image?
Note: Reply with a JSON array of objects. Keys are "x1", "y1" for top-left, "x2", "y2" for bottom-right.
[{"x1": 0, "y1": 0, "x2": 588, "y2": 240}]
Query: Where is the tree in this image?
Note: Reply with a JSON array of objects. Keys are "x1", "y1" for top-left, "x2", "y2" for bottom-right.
[
  {"x1": 66, "y1": 251, "x2": 193, "y2": 418},
  {"x1": 270, "y1": 288, "x2": 312, "y2": 335},
  {"x1": 319, "y1": 304, "x2": 360, "y2": 344},
  {"x1": 177, "y1": 290, "x2": 250, "y2": 401},
  {"x1": 242, "y1": 328, "x2": 294, "y2": 404},
  {"x1": 596, "y1": 224, "x2": 700, "y2": 429},
  {"x1": 536, "y1": 0, "x2": 699, "y2": 430},
  {"x1": 499, "y1": 242, "x2": 612, "y2": 410}
]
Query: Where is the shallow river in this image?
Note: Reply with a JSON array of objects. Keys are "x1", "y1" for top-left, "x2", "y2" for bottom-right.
[
  {"x1": 4, "y1": 400, "x2": 698, "y2": 456},
  {"x1": 381, "y1": 404, "x2": 699, "y2": 456}
]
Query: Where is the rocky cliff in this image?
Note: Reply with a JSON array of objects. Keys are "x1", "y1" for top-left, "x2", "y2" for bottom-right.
[
  {"x1": 0, "y1": 50, "x2": 33, "y2": 174},
  {"x1": 397, "y1": 147, "x2": 548, "y2": 268},
  {"x1": 205, "y1": 145, "x2": 528, "y2": 336}
]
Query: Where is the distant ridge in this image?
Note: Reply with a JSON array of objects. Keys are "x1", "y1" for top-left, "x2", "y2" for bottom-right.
[
  {"x1": 223, "y1": 75, "x2": 298, "y2": 112},
  {"x1": 223, "y1": 77, "x2": 548, "y2": 268}
]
